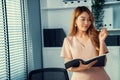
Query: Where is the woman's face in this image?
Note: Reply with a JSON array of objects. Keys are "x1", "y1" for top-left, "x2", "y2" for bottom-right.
[{"x1": 75, "y1": 12, "x2": 91, "y2": 32}]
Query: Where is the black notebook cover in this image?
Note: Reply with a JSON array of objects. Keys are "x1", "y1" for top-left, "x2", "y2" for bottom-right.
[{"x1": 65, "y1": 54, "x2": 106, "y2": 69}]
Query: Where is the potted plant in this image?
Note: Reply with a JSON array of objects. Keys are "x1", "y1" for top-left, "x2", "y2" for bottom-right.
[{"x1": 92, "y1": 0, "x2": 105, "y2": 30}]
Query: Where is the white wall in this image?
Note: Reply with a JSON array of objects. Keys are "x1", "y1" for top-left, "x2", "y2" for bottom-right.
[
  {"x1": 47, "y1": 9, "x2": 73, "y2": 34},
  {"x1": 43, "y1": 47, "x2": 64, "y2": 68},
  {"x1": 105, "y1": 46, "x2": 120, "y2": 80}
]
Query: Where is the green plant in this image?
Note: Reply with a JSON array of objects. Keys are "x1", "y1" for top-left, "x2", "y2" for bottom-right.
[{"x1": 92, "y1": 0, "x2": 105, "y2": 30}]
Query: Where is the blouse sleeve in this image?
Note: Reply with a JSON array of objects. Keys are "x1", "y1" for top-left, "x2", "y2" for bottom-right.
[{"x1": 60, "y1": 38, "x2": 72, "y2": 59}]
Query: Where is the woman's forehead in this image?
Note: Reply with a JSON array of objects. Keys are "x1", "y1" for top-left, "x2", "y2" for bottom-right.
[{"x1": 78, "y1": 12, "x2": 90, "y2": 18}]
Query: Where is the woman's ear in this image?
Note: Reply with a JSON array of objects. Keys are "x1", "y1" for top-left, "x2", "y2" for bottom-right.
[
  {"x1": 75, "y1": 24, "x2": 77, "y2": 27},
  {"x1": 75, "y1": 19, "x2": 77, "y2": 27}
]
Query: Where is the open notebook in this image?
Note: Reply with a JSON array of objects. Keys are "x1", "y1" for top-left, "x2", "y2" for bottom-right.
[{"x1": 65, "y1": 54, "x2": 106, "y2": 69}]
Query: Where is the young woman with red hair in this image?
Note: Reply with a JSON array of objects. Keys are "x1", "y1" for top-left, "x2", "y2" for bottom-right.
[{"x1": 61, "y1": 6, "x2": 110, "y2": 80}]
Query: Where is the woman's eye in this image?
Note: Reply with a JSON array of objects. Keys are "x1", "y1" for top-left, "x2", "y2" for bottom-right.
[
  {"x1": 81, "y1": 19, "x2": 85, "y2": 21},
  {"x1": 88, "y1": 19, "x2": 91, "y2": 21},
  {"x1": 80, "y1": 18, "x2": 91, "y2": 21}
]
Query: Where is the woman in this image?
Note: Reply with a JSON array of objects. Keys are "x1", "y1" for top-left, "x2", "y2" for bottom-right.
[{"x1": 60, "y1": 6, "x2": 110, "y2": 80}]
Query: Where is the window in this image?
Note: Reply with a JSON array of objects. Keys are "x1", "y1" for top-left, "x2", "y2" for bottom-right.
[{"x1": 0, "y1": 0, "x2": 29, "y2": 80}]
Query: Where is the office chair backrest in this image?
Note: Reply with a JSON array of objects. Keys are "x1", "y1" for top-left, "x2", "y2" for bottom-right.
[{"x1": 29, "y1": 68, "x2": 69, "y2": 80}]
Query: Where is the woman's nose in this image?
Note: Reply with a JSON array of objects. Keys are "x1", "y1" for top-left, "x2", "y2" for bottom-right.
[{"x1": 84, "y1": 20, "x2": 89, "y2": 25}]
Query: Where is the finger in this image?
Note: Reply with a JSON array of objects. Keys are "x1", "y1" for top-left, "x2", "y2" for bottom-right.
[
  {"x1": 101, "y1": 29, "x2": 108, "y2": 35},
  {"x1": 99, "y1": 27, "x2": 107, "y2": 31},
  {"x1": 102, "y1": 30, "x2": 108, "y2": 34},
  {"x1": 87, "y1": 66, "x2": 90, "y2": 69},
  {"x1": 90, "y1": 60, "x2": 98, "y2": 66},
  {"x1": 79, "y1": 61, "x2": 83, "y2": 65},
  {"x1": 86, "y1": 60, "x2": 97, "y2": 69},
  {"x1": 101, "y1": 28, "x2": 107, "y2": 32}
]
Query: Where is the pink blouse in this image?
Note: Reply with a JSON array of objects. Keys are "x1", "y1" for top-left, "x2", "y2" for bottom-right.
[{"x1": 61, "y1": 36, "x2": 110, "y2": 80}]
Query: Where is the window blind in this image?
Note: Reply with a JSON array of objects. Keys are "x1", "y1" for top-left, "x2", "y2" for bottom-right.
[
  {"x1": 0, "y1": 1, "x2": 8, "y2": 79},
  {"x1": 6, "y1": 0, "x2": 27, "y2": 79},
  {"x1": 0, "y1": 0, "x2": 28, "y2": 80}
]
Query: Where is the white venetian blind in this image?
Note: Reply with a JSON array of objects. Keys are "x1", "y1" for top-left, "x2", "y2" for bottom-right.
[
  {"x1": 6, "y1": 0, "x2": 27, "y2": 80},
  {"x1": 0, "y1": 0, "x2": 28, "y2": 80},
  {"x1": 0, "y1": 1, "x2": 8, "y2": 80}
]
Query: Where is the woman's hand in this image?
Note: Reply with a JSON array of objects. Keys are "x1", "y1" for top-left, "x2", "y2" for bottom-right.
[
  {"x1": 78, "y1": 60, "x2": 97, "y2": 70},
  {"x1": 99, "y1": 28, "x2": 108, "y2": 42},
  {"x1": 67, "y1": 60, "x2": 97, "y2": 72}
]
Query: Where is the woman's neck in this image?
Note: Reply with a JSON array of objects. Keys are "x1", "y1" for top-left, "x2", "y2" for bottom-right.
[{"x1": 76, "y1": 30, "x2": 87, "y2": 38}]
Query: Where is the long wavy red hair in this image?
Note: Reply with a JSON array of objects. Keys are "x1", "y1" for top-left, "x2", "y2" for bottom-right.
[{"x1": 69, "y1": 6, "x2": 99, "y2": 54}]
